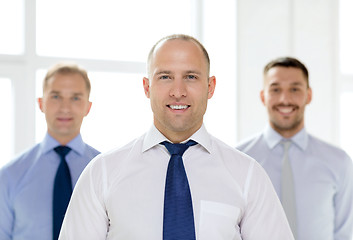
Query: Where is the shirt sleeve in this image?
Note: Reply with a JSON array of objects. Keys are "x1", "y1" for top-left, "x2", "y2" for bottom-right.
[
  {"x1": 240, "y1": 161, "x2": 294, "y2": 240},
  {"x1": 333, "y1": 154, "x2": 353, "y2": 240},
  {"x1": 59, "y1": 156, "x2": 109, "y2": 240},
  {"x1": 0, "y1": 169, "x2": 14, "y2": 240}
]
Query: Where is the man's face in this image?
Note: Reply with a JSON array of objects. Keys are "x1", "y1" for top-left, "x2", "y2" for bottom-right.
[
  {"x1": 261, "y1": 66, "x2": 312, "y2": 138},
  {"x1": 143, "y1": 39, "x2": 216, "y2": 142},
  {"x1": 38, "y1": 73, "x2": 92, "y2": 144}
]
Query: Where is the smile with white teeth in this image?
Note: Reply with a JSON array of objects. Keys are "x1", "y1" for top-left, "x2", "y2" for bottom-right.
[
  {"x1": 169, "y1": 105, "x2": 189, "y2": 110},
  {"x1": 277, "y1": 106, "x2": 296, "y2": 114}
]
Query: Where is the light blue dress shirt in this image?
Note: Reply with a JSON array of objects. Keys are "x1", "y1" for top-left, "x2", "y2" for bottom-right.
[
  {"x1": 237, "y1": 126, "x2": 353, "y2": 240},
  {"x1": 0, "y1": 133, "x2": 100, "y2": 240}
]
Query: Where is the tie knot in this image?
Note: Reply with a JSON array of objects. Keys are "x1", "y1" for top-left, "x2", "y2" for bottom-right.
[
  {"x1": 161, "y1": 140, "x2": 197, "y2": 156},
  {"x1": 281, "y1": 140, "x2": 291, "y2": 151},
  {"x1": 54, "y1": 146, "x2": 71, "y2": 158}
]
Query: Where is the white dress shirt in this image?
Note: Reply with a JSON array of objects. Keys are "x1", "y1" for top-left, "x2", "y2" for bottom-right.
[
  {"x1": 59, "y1": 125, "x2": 294, "y2": 240},
  {"x1": 237, "y1": 126, "x2": 353, "y2": 240}
]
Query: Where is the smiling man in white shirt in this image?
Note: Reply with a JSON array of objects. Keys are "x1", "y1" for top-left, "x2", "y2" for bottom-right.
[{"x1": 59, "y1": 35, "x2": 294, "y2": 240}]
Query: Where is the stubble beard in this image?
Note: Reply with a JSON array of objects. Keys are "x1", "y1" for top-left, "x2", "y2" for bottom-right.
[{"x1": 270, "y1": 114, "x2": 303, "y2": 136}]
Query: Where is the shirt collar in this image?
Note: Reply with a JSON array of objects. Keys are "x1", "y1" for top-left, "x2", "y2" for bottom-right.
[
  {"x1": 264, "y1": 125, "x2": 308, "y2": 150},
  {"x1": 39, "y1": 133, "x2": 86, "y2": 156},
  {"x1": 142, "y1": 124, "x2": 212, "y2": 153},
  {"x1": 291, "y1": 128, "x2": 308, "y2": 150}
]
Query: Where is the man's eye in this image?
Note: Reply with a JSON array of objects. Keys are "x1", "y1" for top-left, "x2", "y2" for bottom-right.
[
  {"x1": 73, "y1": 97, "x2": 80, "y2": 101},
  {"x1": 51, "y1": 95, "x2": 59, "y2": 99},
  {"x1": 159, "y1": 75, "x2": 170, "y2": 80},
  {"x1": 186, "y1": 75, "x2": 197, "y2": 80}
]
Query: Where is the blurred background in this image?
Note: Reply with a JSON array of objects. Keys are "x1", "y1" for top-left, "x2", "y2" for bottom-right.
[{"x1": 0, "y1": 0, "x2": 352, "y2": 168}]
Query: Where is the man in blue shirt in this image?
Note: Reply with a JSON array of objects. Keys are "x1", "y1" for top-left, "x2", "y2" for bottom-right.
[
  {"x1": 0, "y1": 63, "x2": 100, "y2": 240},
  {"x1": 237, "y1": 57, "x2": 353, "y2": 240}
]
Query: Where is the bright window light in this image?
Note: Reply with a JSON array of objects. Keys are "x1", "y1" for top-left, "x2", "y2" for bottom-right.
[
  {"x1": 36, "y1": 69, "x2": 47, "y2": 143},
  {"x1": 202, "y1": 0, "x2": 237, "y2": 146},
  {"x1": 34, "y1": 0, "x2": 238, "y2": 153},
  {"x1": 36, "y1": 70, "x2": 151, "y2": 152},
  {"x1": 82, "y1": 72, "x2": 151, "y2": 152},
  {"x1": 0, "y1": 0, "x2": 24, "y2": 55},
  {"x1": 339, "y1": 0, "x2": 353, "y2": 75},
  {"x1": 36, "y1": 0, "x2": 193, "y2": 62},
  {"x1": 0, "y1": 78, "x2": 14, "y2": 167},
  {"x1": 340, "y1": 92, "x2": 353, "y2": 159}
]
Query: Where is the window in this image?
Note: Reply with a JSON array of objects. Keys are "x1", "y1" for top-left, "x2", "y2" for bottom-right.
[
  {"x1": 36, "y1": 71, "x2": 151, "y2": 152},
  {"x1": 2, "y1": 0, "x2": 237, "y2": 164},
  {"x1": 0, "y1": 78, "x2": 14, "y2": 167},
  {"x1": 82, "y1": 72, "x2": 151, "y2": 151},
  {"x1": 36, "y1": 0, "x2": 193, "y2": 62},
  {"x1": 339, "y1": 0, "x2": 353, "y2": 75},
  {"x1": 0, "y1": 0, "x2": 24, "y2": 55},
  {"x1": 339, "y1": 0, "x2": 353, "y2": 159},
  {"x1": 340, "y1": 92, "x2": 353, "y2": 158}
]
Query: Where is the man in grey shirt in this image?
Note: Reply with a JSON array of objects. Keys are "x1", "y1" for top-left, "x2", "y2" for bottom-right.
[{"x1": 237, "y1": 57, "x2": 353, "y2": 240}]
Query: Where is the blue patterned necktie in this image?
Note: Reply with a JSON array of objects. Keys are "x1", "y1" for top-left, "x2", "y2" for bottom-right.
[
  {"x1": 161, "y1": 140, "x2": 197, "y2": 240},
  {"x1": 53, "y1": 146, "x2": 72, "y2": 240}
]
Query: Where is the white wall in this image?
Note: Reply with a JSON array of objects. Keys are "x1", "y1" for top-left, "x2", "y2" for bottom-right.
[{"x1": 236, "y1": 0, "x2": 339, "y2": 145}]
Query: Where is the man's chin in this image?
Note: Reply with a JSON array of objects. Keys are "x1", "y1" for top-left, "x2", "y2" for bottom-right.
[
  {"x1": 53, "y1": 128, "x2": 77, "y2": 137},
  {"x1": 272, "y1": 120, "x2": 302, "y2": 133}
]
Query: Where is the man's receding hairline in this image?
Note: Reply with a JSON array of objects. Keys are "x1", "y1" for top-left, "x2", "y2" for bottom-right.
[{"x1": 147, "y1": 34, "x2": 210, "y2": 77}]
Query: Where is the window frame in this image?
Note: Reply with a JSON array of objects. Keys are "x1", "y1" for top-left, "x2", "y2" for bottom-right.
[{"x1": 2, "y1": 0, "x2": 238, "y2": 160}]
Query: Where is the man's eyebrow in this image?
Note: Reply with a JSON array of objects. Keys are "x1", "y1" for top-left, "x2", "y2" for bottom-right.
[
  {"x1": 269, "y1": 81, "x2": 305, "y2": 87},
  {"x1": 155, "y1": 70, "x2": 202, "y2": 75},
  {"x1": 48, "y1": 91, "x2": 84, "y2": 96},
  {"x1": 269, "y1": 82, "x2": 280, "y2": 87},
  {"x1": 185, "y1": 70, "x2": 202, "y2": 75},
  {"x1": 155, "y1": 71, "x2": 172, "y2": 75},
  {"x1": 290, "y1": 82, "x2": 305, "y2": 86}
]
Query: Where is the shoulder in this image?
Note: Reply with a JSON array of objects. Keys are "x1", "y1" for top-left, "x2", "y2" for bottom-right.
[
  {"x1": 212, "y1": 134, "x2": 248, "y2": 156},
  {"x1": 210, "y1": 135, "x2": 258, "y2": 171},
  {"x1": 83, "y1": 143, "x2": 101, "y2": 158},
  {"x1": 0, "y1": 144, "x2": 41, "y2": 187},
  {"x1": 85, "y1": 136, "x2": 143, "y2": 172},
  {"x1": 236, "y1": 133, "x2": 265, "y2": 154},
  {"x1": 308, "y1": 135, "x2": 351, "y2": 162},
  {"x1": 307, "y1": 135, "x2": 353, "y2": 181},
  {"x1": 210, "y1": 135, "x2": 276, "y2": 196},
  {"x1": 77, "y1": 136, "x2": 144, "y2": 192}
]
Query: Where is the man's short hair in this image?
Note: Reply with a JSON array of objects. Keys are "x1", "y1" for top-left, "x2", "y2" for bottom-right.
[
  {"x1": 43, "y1": 62, "x2": 91, "y2": 96},
  {"x1": 264, "y1": 57, "x2": 309, "y2": 87}
]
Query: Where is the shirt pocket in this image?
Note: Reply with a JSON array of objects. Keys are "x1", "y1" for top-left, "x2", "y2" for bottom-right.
[{"x1": 198, "y1": 200, "x2": 242, "y2": 240}]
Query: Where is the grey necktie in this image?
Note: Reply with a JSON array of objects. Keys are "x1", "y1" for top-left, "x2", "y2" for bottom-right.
[{"x1": 281, "y1": 140, "x2": 297, "y2": 238}]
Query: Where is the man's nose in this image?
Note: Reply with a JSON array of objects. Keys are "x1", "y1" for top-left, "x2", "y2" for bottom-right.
[
  {"x1": 279, "y1": 91, "x2": 292, "y2": 104},
  {"x1": 170, "y1": 78, "x2": 187, "y2": 98},
  {"x1": 59, "y1": 98, "x2": 71, "y2": 112}
]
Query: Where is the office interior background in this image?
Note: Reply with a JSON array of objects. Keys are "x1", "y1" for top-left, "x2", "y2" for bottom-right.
[{"x1": 0, "y1": 0, "x2": 352, "y2": 168}]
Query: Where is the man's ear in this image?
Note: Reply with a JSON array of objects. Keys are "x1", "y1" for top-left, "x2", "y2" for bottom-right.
[
  {"x1": 207, "y1": 76, "x2": 216, "y2": 99},
  {"x1": 260, "y1": 90, "x2": 265, "y2": 105},
  {"x1": 306, "y1": 87, "x2": 312, "y2": 105},
  {"x1": 85, "y1": 101, "x2": 92, "y2": 116},
  {"x1": 38, "y1": 98, "x2": 44, "y2": 112},
  {"x1": 143, "y1": 77, "x2": 150, "y2": 98}
]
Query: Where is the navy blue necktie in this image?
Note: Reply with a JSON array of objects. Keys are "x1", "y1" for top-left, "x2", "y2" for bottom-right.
[
  {"x1": 53, "y1": 146, "x2": 72, "y2": 240},
  {"x1": 161, "y1": 140, "x2": 197, "y2": 240}
]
